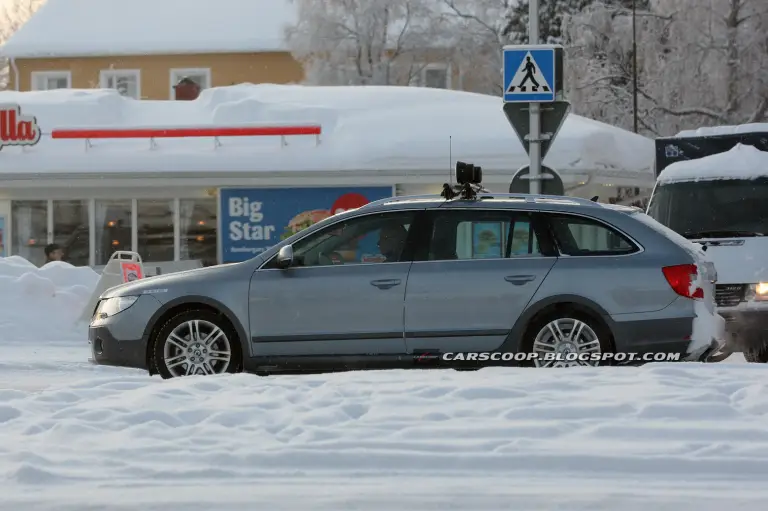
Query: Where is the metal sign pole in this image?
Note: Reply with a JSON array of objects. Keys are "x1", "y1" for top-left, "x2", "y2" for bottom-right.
[{"x1": 528, "y1": 0, "x2": 541, "y2": 195}]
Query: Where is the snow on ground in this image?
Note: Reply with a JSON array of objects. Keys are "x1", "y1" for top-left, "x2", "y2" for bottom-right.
[
  {"x1": 1, "y1": 256, "x2": 766, "y2": 510},
  {"x1": 0, "y1": 256, "x2": 98, "y2": 344},
  {"x1": 0, "y1": 85, "x2": 655, "y2": 181}
]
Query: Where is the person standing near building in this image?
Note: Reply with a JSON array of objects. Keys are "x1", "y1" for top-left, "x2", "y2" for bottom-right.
[{"x1": 44, "y1": 243, "x2": 65, "y2": 264}]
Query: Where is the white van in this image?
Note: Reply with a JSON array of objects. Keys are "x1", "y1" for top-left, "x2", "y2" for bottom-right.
[{"x1": 646, "y1": 140, "x2": 768, "y2": 362}]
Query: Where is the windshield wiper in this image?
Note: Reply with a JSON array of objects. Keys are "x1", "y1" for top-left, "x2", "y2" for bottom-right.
[{"x1": 683, "y1": 230, "x2": 764, "y2": 239}]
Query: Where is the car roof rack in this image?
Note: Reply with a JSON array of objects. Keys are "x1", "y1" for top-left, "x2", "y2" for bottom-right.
[{"x1": 362, "y1": 193, "x2": 598, "y2": 209}]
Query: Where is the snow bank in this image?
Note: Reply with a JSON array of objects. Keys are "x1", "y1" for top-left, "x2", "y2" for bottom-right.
[
  {"x1": 0, "y1": 85, "x2": 655, "y2": 178},
  {"x1": 0, "y1": 360, "x2": 765, "y2": 509},
  {"x1": 0, "y1": 0, "x2": 297, "y2": 58},
  {"x1": 657, "y1": 143, "x2": 768, "y2": 183},
  {"x1": 0, "y1": 257, "x2": 99, "y2": 343}
]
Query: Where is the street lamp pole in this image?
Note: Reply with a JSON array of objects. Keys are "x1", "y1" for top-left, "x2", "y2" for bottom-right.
[{"x1": 632, "y1": 0, "x2": 638, "y2": 133}]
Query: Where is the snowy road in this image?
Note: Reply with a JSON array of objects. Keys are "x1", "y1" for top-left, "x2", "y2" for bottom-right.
[{"x1": 2, "y1": 341, "x2": 768, "y2": 510}]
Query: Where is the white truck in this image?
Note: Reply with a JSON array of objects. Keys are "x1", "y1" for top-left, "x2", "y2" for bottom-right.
[{"x1": 646, "y1": 126, "x2": 768, "y2": 362}]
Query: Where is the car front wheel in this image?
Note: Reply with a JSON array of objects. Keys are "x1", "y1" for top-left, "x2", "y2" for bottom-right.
[{"x1": 152, "y1": 310, "x2": 242, "y2": 379}]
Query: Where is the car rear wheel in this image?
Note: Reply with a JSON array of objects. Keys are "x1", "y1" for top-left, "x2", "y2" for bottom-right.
[
  {"x1": 152, "y1": 310, "x2": 242, "y2": 379},
  {"x1": 523, "y1": 311, "x2": 612, "y2": 368}
]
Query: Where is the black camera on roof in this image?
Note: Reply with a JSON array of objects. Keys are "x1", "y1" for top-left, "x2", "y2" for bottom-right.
[{"x1": 456, "y1": 161, "x2": 482, "y2": 185}]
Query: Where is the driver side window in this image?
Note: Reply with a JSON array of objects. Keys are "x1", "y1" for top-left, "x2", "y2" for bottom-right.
[{"x1": 289, "y1": 211, "x2": 415, "y2": 267}]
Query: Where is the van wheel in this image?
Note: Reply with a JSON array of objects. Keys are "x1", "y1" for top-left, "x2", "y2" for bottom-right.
[
  {"x1": 152, "y1": 309, "x2": 242, "y2": 379},
  {"x1": 521, "y1": 309, "x2": 613, "y2": 368},
  {"x1": 744, "y1": 345, "x2": 768, "y2": 363}
]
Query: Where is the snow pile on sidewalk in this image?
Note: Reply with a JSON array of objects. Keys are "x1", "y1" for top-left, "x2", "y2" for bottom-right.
[
  {"x1": 0, "y1": 256, "x2": 99, "y2": 343},
  {"x1": 0, "y1": 360, "x2": 764, "y2": 509}
]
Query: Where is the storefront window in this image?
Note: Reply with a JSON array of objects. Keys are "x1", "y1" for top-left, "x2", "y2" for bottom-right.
[
  {"x1": 11, "y1": 200, "x2": 47, "y2": 266},
  {"x1": 180, "y1": 198, "x2": 217, "y2": 266},
  {"x1": 53, "y1": 200, "x2": 89, "y2": 266},
  {"x1": 95, "y1": 200, "x2": 132, "y2": 266},
  {"x1": 137, "y1": 199, "x2": 174, "y2": 263}
]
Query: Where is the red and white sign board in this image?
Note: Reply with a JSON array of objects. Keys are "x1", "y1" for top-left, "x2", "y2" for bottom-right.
[
  {"x1": 0, "y1": 104, "x2": 41, "y2": 150},
  {"x1": 121, "y1": 262, "x2": 144, "y2": 283}
]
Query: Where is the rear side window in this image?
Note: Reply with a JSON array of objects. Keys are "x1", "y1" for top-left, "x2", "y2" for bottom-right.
[
  {"x1": 547, "y1": 214, "x2": 637, "y2": 256},
  {"x1": 424, "y1": 210, "x2": 544, "y2": 261}
]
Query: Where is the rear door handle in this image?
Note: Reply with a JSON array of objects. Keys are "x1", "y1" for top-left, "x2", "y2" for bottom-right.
[
  {"x1": 370, "y1": 279, "x2": 401, "y2": 289},
  {"x1": 505, "y1": 275, "x2": 536, "y2": 285}
]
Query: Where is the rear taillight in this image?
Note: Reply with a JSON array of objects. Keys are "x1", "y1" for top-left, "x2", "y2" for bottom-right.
[{"x1": 662, "y1": 264, "x2": 704, "y2": 300}]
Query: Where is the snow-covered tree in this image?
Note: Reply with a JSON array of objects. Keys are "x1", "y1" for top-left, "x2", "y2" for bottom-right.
[
  {"x1": 0, "y1": 0, "x2": 44, "y2": 90},
  {"x1": 564, "y1": 0, "x2": 768, "y2": 135},
  {"x1": 438, "y1": 0, "x2": 516, "y2": 95},
  {"x1": 285, "y1": 0, "x2": 447, "y2": 86}
]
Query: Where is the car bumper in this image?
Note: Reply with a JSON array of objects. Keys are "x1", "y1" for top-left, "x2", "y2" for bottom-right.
[
  {"x1": 89, "y1": 325, "x2": 149, "y2": 370},
  {"x1": 88, "y1": 294, "x2": 162, "y2": 370},
  {"x1": 610, "y1": 297, "x2": 726, "y2": 361}
]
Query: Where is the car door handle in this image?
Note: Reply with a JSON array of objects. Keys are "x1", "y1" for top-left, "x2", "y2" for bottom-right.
[
  {"x1": 505, "y1": 275, "x2": 536, "y2": 285},
  {"x1": 370, "y1": 279, "x2": 401, "y2": 289}
]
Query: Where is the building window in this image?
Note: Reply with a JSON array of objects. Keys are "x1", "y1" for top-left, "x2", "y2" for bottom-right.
[
  {"x1": 169, "y1": 68, "x2": 211, "y2": 99},
  {"x1": 95, "y1": 200, "x2": 132, "y2": 266},
  {"x1": 52, "y1": 200, "x2": 89, "y2": 266},
  {"x1": 411, "y1": 64, "x2": 450, "y2": 89},
  {"x1": 100, "y1": 70, "x2": 141, "y2": 99},
  {"x1": 179, "y1": 198, "x2": 217, "y2": 267},
  {"x1": 137, "y1": 199, "x2": 174, "y2": 263},
  {"x1": 11, "y1": 200, "x2": 48, "y2": 266},
  {"x1": 31, "y1": 71, "x2": 71, "y2": 91}
]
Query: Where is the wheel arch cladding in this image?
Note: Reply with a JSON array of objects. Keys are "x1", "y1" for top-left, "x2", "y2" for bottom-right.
[
  {"x1": 144, "y1": 296, "x2": 247, "y2": 374},
  {"x1": 502, "y1": 294, "x2": 617, "y2": 352}
]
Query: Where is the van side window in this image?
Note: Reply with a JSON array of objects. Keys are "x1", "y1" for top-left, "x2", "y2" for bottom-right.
[{"x1": 547, "y1": 214, "x2": 637, "y2": 256}]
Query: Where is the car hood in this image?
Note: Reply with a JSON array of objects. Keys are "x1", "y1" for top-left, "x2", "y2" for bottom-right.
[
  {"x1": 695, "y1": 237, "x2": 768, "y2": 284},
  {"x1": 100, "y1": 262, "x2": 244, "y2": 300}
]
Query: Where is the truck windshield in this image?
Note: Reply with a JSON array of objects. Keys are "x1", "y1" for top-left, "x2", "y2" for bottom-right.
[{"x1": 646, "y1": 177, "x2": 768, "y2": 238}]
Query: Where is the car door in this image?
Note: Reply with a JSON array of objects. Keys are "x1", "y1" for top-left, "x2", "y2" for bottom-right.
[
  {"x1": 248, "y1": 209, "x2": 421, "y2": 357},
  {"x1": 403, "y1": 208, "x2": 557, "y2": 353}
]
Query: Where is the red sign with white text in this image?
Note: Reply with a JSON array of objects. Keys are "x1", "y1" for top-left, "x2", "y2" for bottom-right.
[{"x1": 0, "y1": 104, "x2": 41, "y2": 150}]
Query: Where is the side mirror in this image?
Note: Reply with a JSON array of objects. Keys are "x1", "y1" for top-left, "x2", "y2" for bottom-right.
[{"x1": 276, "y1": 245, "x2": 294, "y2": 269}]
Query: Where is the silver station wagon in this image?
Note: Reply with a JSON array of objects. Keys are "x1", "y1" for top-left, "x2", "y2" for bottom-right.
[{"x1": 89, "y1": 165, "x2": 726, "y2": 378}]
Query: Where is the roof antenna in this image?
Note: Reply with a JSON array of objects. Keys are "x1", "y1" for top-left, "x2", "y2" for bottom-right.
[
  {"x1": 449, "y1": 136, "x2": 453, "y2": 186},
  {"x1": 590, "y1": 196, "x2": 599, "y2": 202}
]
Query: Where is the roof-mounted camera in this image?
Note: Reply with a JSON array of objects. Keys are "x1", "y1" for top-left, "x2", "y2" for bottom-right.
[{"x1": 441, "y1": 161, "x2": 488, "y2": 200}]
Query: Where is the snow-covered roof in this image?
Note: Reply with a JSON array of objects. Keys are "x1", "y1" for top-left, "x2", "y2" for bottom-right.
[
  {"x1": 657, "y1": 144, "x2": 768, "y2": 183},
  {"x1": 675, "y1": 123, "x2": 768, "y2": 138},
  {"x1": 0, "y1": 84, "x2": 655, "y2": 181},
  {"x1": 0, "y1": 0, "x2": 298, "y2": 58}
]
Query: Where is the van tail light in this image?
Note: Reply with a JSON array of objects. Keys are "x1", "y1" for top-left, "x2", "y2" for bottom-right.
[{"x1": 662, "y1": 264, "x2": 704, "y2": 300}]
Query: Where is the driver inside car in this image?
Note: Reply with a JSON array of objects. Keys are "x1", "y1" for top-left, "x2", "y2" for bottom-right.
[{"x1": 377, "y1": 223, "x2": 408, "y2": 262}]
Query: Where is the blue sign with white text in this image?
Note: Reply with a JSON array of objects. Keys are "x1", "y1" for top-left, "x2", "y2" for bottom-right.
[
  {"x1": 219, "y1": 186, "x2": 393, "y2": 263},
  {"x1": 503, "y1": 46, "x2": 556, "y2": 102}
]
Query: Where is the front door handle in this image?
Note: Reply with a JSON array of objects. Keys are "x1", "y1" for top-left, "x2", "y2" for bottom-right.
[
  {"x1": 370, "y1": 279, "x2": 401, "y2": 289},
  {"x1": 505, "y1": 275, "x2": 536, "y2": 285}
]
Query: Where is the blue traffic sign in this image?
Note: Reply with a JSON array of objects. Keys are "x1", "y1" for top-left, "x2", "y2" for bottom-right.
[{"x1": 503, "y1": 45, "x2": 557, "y2": 103}]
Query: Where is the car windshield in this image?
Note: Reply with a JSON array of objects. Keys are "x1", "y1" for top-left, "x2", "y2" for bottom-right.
[{"x1": 646, "y1": 177, "x2": 768, "y2": 238}]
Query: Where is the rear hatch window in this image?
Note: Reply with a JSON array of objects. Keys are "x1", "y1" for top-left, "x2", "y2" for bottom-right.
[{"x1": 627, "y1": 210, "x2": 707, "y2": 259}]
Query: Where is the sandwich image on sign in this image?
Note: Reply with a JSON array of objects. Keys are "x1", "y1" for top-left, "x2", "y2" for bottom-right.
[{"x1": 281, "y1": 210, "x2": 332, "y2": 240}]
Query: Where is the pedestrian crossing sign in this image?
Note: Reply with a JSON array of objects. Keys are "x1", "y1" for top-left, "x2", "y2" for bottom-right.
[{"x1": 503, "y1": 45, "x2": 557, "y2": 103}]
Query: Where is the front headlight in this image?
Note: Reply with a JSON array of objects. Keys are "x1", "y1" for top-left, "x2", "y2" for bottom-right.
[
  {"x1": 93, "y1": 296, "x2": 139, "y2": 320},
  {"x1": 745, "y1": 283, "x2": 768, "y2": 301}
]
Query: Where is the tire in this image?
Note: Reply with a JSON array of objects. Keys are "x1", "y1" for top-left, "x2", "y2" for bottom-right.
[
  {"x1": 744, "y1": 344, "x2": 768, "y2": 363},
  {"x1": 152, "y1": 309, "x2": 242, "y2": 379},
  {"x1": 520, "y1": 308, "x2": 614, "y2": 368}
]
